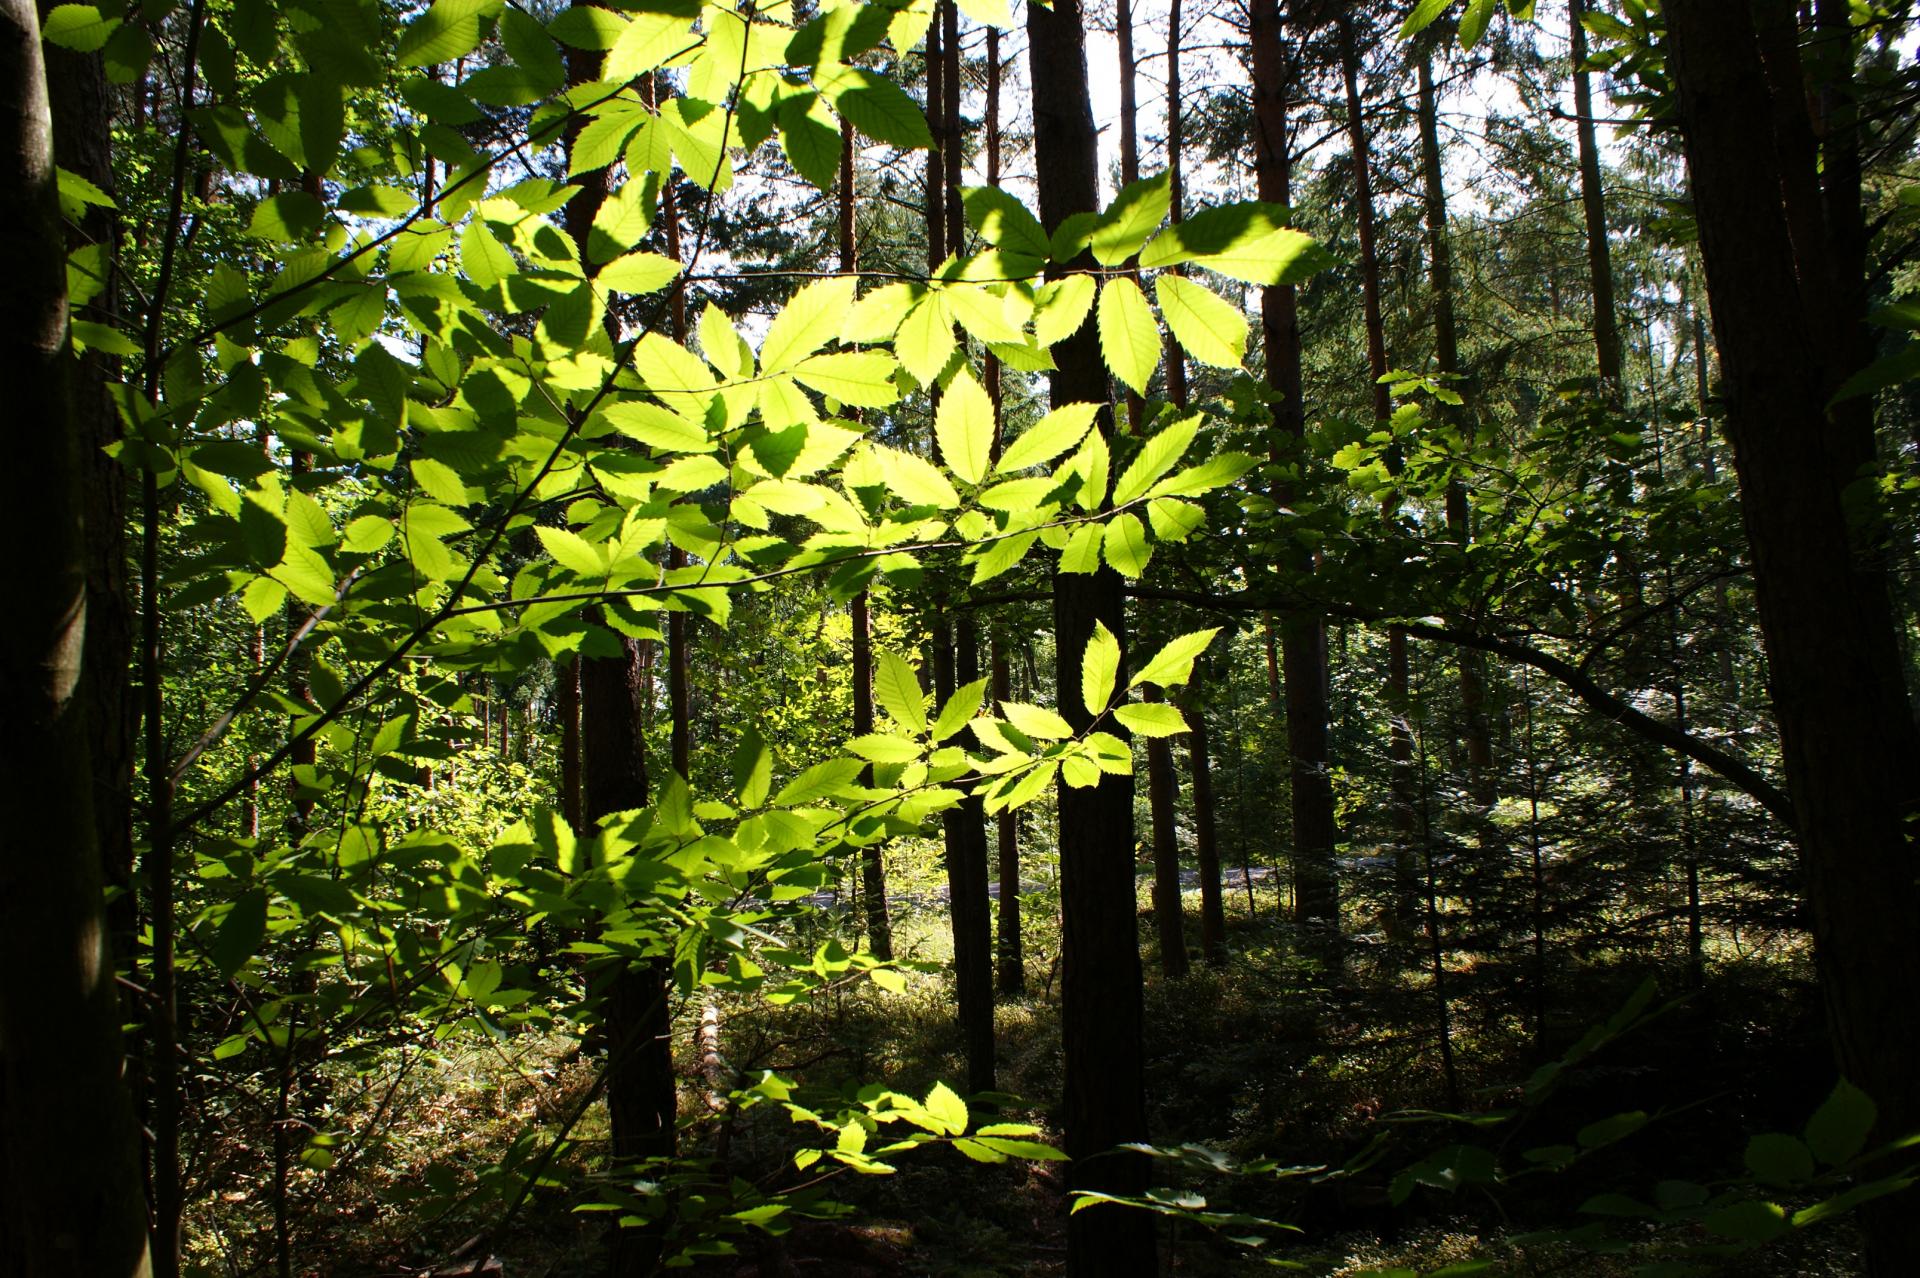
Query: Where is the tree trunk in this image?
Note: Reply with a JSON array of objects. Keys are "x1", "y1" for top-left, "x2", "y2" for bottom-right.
[
  {"x1": 984, "y1": 27, "x2": 1022, "y2": 999},
  {"x1": 841, "y1": 126, "x2": 893, "y2": 960},
  {"x1": 1567, "y1": 0, "x2": 1623, "y2": 387},
  {"x1": 1027, "y1": 0, "x2": 1155, "y2": 1269},
  {"x1": 992, "y1": 639, "x2": 1025, "y2": 993},
  {"x1": 0, "y1": 4, "x2": 153, "y2": 1270},
  {"x1": 1144, "y1": 684, "x2": 1189, "y2": 978},
  {"x1": 1163, "y1": 0, "x2": 1189, "y2": 408},
  {"x1": 1665, "y1": 4, "x2": 1920, "y2": 1267},
  {"x1": 1415, "y1": 50, "x2": 1494, "y2": 800},
  {"x1": 1183, "y1": 680, "x2": 1226, "y2": 964},
  {"x1": 1250, "y1": 0, "x2": 1338, "y2": 950},
  {"x1": 566, "y1": 36, "x2": 677, "y2": 1273}
]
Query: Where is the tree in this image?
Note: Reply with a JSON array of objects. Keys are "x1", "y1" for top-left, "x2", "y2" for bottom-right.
[
  {"x1": 1663, "y1": 2, "x2": 1920, "y2": 1266},
  {"x1": 1027, "y1": 0, "x2": 1156, "y2": 1268},
  {"x1": 0, "y1": 1, "x2": 151, "y2": 1271}
]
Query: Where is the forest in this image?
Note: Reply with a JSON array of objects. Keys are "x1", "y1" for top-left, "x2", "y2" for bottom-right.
[{"x1": 5, "y1": 0, "x2": 1920, "y2": 1273}]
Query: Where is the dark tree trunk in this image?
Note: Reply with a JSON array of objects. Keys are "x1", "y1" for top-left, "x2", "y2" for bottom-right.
[
  {"x1": 1665, "y1": 4, "x2": 1920, "y2": 1267},
  {"x1": 841, "y1": 126, "x2": 892, "y2": 958},
  {"x1": 0, "y1": 4, "x2": 153, "y2": 1270},
  {"x1": 566, "y1": 38, "x2": 677, "y2": 1273},
  {"x1": 1415, "y1": 49, "x2": 1493, "y2": 800},
  {"x1": 1250, "y1": 0, "x2": 1338, "y2": 949},
  {"x1": 1567, "y1": 0, "x2": 1623, "y2": 387},
  {"x1": 1144, "y1": 684, "x2": 1189, "y2": 978},
  {"x1": 1027, "y1": 0, "x2": 1155, "y2": 1269},
  {"x1": 992, "y1": 640, "x2": 1025, "y2": 994},
  {"x1": 985, "y1": 30, "x2": 1022, "y2": 999},
  {"x1": 1163, "y1": 0, "x2": 1189, "y2": 408}
]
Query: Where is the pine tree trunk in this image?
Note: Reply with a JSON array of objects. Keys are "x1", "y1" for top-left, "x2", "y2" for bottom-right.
[
  {"x1": 1250, "y1": 0, "x2": 1339, "y2": 951},
  {"x1": 565, "y1": 36, "x2": 677, "y2": 1273},
  {"x1": 1567, "y1": 0, "x2": 1623, "y2": 387},
  {"x1": 1665, "y1": 4, "x2": 1920, "y2": 1266},
  {"x1": 1027, "y1": 0, "x2": 1155, "y2": 1268},
  {"x1": 1415, "y1": 51, "x2": 1494, "y2": 800},
  {"x1": 0, "y1": 4, "x2": 153, "y2": 1269}
]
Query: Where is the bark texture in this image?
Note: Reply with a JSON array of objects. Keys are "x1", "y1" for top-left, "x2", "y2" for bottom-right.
[
  {"x1": 1665, "y1": 3, "x2": 1920, "y2": 1267},
  {"x1": 0, "y1": 4, "x2": 153, "y2": 1271},
  {"x1": 1027, "y1": 0, "x2": 1155, "y2": 1269}
]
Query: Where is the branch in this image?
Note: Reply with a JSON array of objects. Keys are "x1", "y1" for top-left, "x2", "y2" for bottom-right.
[{"x1": 1126, "y1": 585, "x2": 1797, "y2": 829}]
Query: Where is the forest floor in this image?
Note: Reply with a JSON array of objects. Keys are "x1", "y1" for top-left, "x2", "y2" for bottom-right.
[{"x1": 235, "y1": 881, "x2": 1858, "y2": 1278}]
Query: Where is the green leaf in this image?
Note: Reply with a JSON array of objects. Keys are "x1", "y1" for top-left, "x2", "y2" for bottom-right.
[
  {"x1": 773, "y1": 758, "x2": 865, "y2": 806},
  {"x1": 1091, "y1": 173, "x2": 1171, "y2": 267},
  {"x1": 461, "y1": 220, "x2": 516, "y2": 288},
  {"x1": 1191, "y1": 227, "x2": 1333, "y2": 287},
  {"x1": 1132, "y1": 627, "x2": 1221, "y2": 689},
  {"x1": 536, "y1": 525, "x2": 607, "y2": 578},
  {"x1": 933, "y1": 678, "x2": 989, "y2": 743},
  {"x1": 1400, "y1": 0, "x2": 1454, "y2": 39},
  {"x1": 247, "y1": 191, "x2": 326, "y2": 242},
  {"x1": 1745, "y1": 1133, "x2": 1814, "y2": 1186},
  {"x1": 732, "y1": 727, "x2": 773, "y2": 806},
  {"x1": 1702, "y1": 1199, "x2": 1790, "y2": 1244},
  {"x1": 792, "y1": 351, "x2": 902, "y2": 408},
  {"x1": 598, "y1": 250, "x2": 681, "y2": 294},
  {"x1": 1459, "y1": 0, "x2": 1496, "y2": 47},
  {"x1": 1101, "y1": 512, "x2": 1152, "y2": 578},
  {"x1": 875, "y1": 651, "x2": 927, "y2": 736},
  {"x1": 42, "y1": 4, "x2": 119, "y2": 52},
  {"x1": 1033, "y1": 274, "x2": 1097, "y2": 348},
  {"x1": 934, "y1": 366, "x2": 994, "y2": 485},
  {"x1": 898, "y1": 289, "x2": 960, "y2": 379},
  {"x1": 963, "y1": 186, "x2": 1050, "y2": 260},
  {"x1": 1114, "y1": 701, "x2": 1188, "y2": 737},
  {"x1": 1002, "y1": 701, "x2": 1073, "y2": 740},
  {"x1": 601, "y1": 401, "x2": 712, "y2": 453},
  {"x1": 869, "y1": 444, "x2": 960, "y2": 508},
  {"x1": 1155, "y1": 275, "x2": 1246, "y2": 369},
  {"x1": 410, "y1": 458, "x2": 469, "y2": 505},
  {"x1": 1059, "y1": 523, "x2": 1103, "y2": 573},
  {"x1": 397, "y1": 0, "x2": 493, "y2": 69},
  {"x1": 1097, "y1": 277, "x2": 1160, "y2": 396},
  {"x1": 821, "y1": 67, "x2": 933, "y2": 149},
  {"x1": 999, "y1": 402, "x2": 1099, "y2": 474},
  {"x1": 847, "y1": 733, "x2": 923, "y2": 763},
  {"x1": 1806, "y1": 1080, "x2": 1876, "y2": 1166},
  {"x1": 924, "y1": 1081, "x2": 969, "y2": 1136},
  {"x1": 1140, "y1": 200, "x2": 1288, "y2": 269},
  {"x1": 605, "y1": 10, "x2": 693, "y2": 81},
  {"x1": 1576, "y1": 1110, "x2": 1648, "y2": 1150},
  {"x1": 1082, "y1": 621, "x2": 1120, "y2": 716},
  {"x1": 761, "y1": 275, "x2": 859, "y2": 372},
  {"x1": 1146, "y1": 452, "x2": 1258, "y2": 500},
  {"x1": 214, "y1": 889, "x2": 269, "y2": 978},
  {"x1": 1113, "y1": 413, "x2": 1202, "y2": 506}
]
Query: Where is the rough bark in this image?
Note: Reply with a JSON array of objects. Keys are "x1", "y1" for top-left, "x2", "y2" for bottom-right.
[
  {"x1": 1665, "y1": 4, "x2": 1920, "y2": 1266},
  {"x1": 1027, "y1": 0, "x2": 1155, "y2": 1268},
  {"x1": 1415, "y1": 48, "x2": 1493, "y2": 798},
  {"x1": 566, "y1": 36, "x2": 678, "y2": 1272},
  {"x1": 0, "y1": 4, "x2": 153, "y2": 1270},
  {"x1": 1163, "y1": 0, "x2": 1188, "y2": 407},
  {"x1": 1250, "y1": 0, "x2": 1338, "y2": 947},
  {"x1": 1567, "y1": 0, "x2": 1623, "y2": 387}
]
